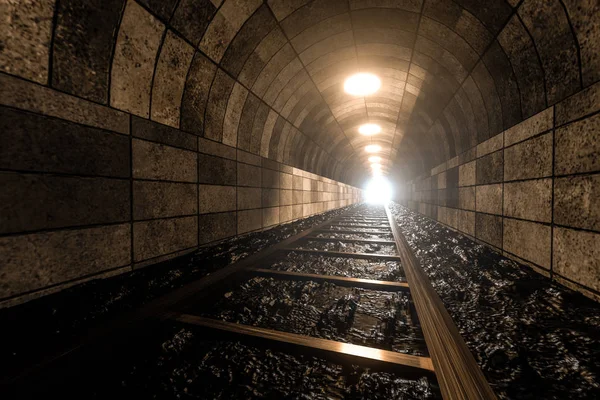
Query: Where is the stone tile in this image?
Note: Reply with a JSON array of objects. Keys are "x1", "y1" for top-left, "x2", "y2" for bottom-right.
[
  {"x1": 503, "y1": 218, "x2": 551, "y2": 269},
  {"x1": 475, "y1": 213, "x2": 503, "y2": 248},
  {"x1": 0, "y1": 74, "x2": 130, "y2": 134},
  {"x1": 458, "y1": 210, "x2": 475, "y2": 236},
  {"x1": 199, "y1": 0, "x2": 263, "y2": 62},
  {"x1": 198, "y1": 185, "x2": 236, "y2": 214},
  {"x1": 136, "y1": 0, "x2": 178, "y2": 20},
  {"x1": 134, "y1": 216, "x2": 198, "y2": 261},
  {"x1": 519, "y1": 0, "x2": 580, "y2": 105},
  {"x1": 0, "y1": 173, "x2": 129, "y2": 234},
  {"x1": 221, "y1": 5, "x2": 277, "y2": 77},
  {"x1": 437, "y1": 172, "x2": 447, "y2": 189},
  {"x1": 237, "y1": 95, "x2": 262, "y2": 151},
  {"x1": 292, "y1": 204, "x2": 303, "y2": 220},
  {"x1": 204, "y1": 69, "x2": 235, "y2": 142},
  {"x1": 110, "y1": 0, "x2": 165, "y2": 117},
  {"x1": 181, "y1": 53, "x2": 218, "y2": 135},
  {"x1": 198, "y1": 153, "x2": 236, "y2": 185},
  {"x1": 237, "y1": 187, "x2": 262, "y2": 210},
  {"x1": 553, "y1": 227, "x2": 600, "y2": 293},
  {"x1": 554, "y1": 174, "x2": 600, "y2": 231},
  {"x1": 293, "y1": 190, "x2": 303, "y2": 205},
  {"x1": 0, "y1": 0, "x2": 54, "y2": 83},
  {"x1": 458, "y1": 187, "x2": 475, "y2": 211},
  {"x1": 446, "y1": 167, "x2": 459, "y2": 188},
  {"x1": 476, "y1": 132, "x2": 503, "y2": 158},
  {"x1": 171, "y1": 0, "x2": 218, "y2": 45},
  {"x1": 132, "y1": 116, "x2": 197, "y2": 151},
  {"x1": 497, "y1": 15, "x2": 546, "y2": 118},
  {"x1": 222, "y1": 83, "x2": 249, "y2": 146},
  {"x1": 503, "y1": 179, "x2": 552, "y2": 223},
  {"x1": 555, "y1": 113, "x2": 600, "y2": 175},
  {"x1": 0, "y1": 106, "x2": 130, "y2": 177},
  {"x1": 198, "y1": 211, "x2": 236, "y2": 244},
  {"x1": 238, "y1": 209, "x2": 262, "y2": 234},
  {"x1": 133, "y1": 139, "x2": 197, "y2": 182},
  {"x1": 238, "y1": 150, "x2": 262, "y2": 166},
  {"x1": 504, "y1": 107, "x2": 553, "y2": 146},
  {"x1": 280, "y1": 189, "x2": 293, "y2": 206},
  {"x1": 562, "y1": 0, "x2": 600, "y2": 86},
  {"x1": 459, "y1": 161, "x2": 476, "y2": 187},
  {"x1": 262, "y1": 188, "x2": 280, "y2": 207},
  {"x1": 262, "y1": 168, "x2": 280, "y2": 188},
  {"x1": 280, "y1": 205, "x2": 293, "y2": 222},
  {"x1": 134, "y1": 181, "x2": 197, "y2": 220},
  {"x1": 555, "y1": 81, "x2": 600, "y2": 126},
  {"x1": 0, "y1": 224, "x2": 131, "y2": 298},
  {"x1": 476, "y1": 184, "x2": 502, "y2": 215},
  {"x1": 198, "y1": 137, "x2": 236, "y2": 160},
  {"x1": 504, "y1": 133, "x2": 552, "y2": 181},
  {"x1": 263, "y1": 207, "x2": 280, "y2": 227},
  {"x1": 52, "y1": 0, "x2": 124, "y2": 103},
  {"x1": 151, "y1": 31, "x2": 195, "y2": 128},
  {"x1": 476, "y1": 151, "x2": 503, "y2": 184},
  {"x1": 237, "y1": 162, "x2": 261, "y2": 187},
  {"x1": 280, "y1": 173, "x2": 293, "y2": 189}
]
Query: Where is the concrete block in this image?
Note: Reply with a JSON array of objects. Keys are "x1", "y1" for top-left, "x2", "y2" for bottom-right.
[
  {"x1": 0, "y1": 224, "x2": 130, "y2": 299},
  {"x1": 554, "y1": 174, "x2": 600, "y2": 231},
  {"x1": 0, "y1": 173, "x2": 129, "y2": 234},
  {"x1": 134, "y1": 181, "x2": 197, "y2": 220},
  {"x1": 237, "y1": 209, "x2": 262, "y2": 234},
  {"x1": 133, "y1": 139, "x2": 197, "y2": 182},
  {"x1": 476, "y1": 184, "x2": 503, "y2": 215},
  {"x1": 134, "y1": 216, "x2": 197, "y2": 261},
  {"x1": 504, "y1": 132, "x2": 552, "y2": 181},
  {"x1": 198, "y1": 211, "x2": 236, "y2": 244},
  {"x1": 503, "y1": 218, "x2": 551, "y2": 269},
  {"x1": 503, "y1": 179, "x2": 552, "y2": 223},
  {"x1": 475, "y1": 213, "x2": 503, "y2": 248},
  {"x1": 555, "y1": 113, "x2": 600, "y2": 175},
  {"x1": 237, "y1": 187, "x2": 262, "y2": 210},
  {"x1": 199, "y1": 185, "x2": 236, "y2": 214},
  {"x1": 476, "y1": 151, "x2": 503, "y2": 184},
  {"x1": 199, "y1": 153, "x2": 237, "y2": 185},
  {"x1": 553, "y1": 227, "x2": 600, "y2": 293}
]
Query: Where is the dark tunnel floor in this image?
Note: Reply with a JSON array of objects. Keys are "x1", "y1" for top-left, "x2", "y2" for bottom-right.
[
  {"x1": 389, "y1": 203, "x2": 600, "y2": 400},
  {"x1": 2, "y1": 203, "x2": 600, "y2": 399}
]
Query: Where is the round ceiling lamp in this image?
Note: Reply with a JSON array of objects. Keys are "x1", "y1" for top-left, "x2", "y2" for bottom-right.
[
  {"x1": 365, "y1": 144, "x2": 382, "y2": 153},
  {"x1": 368, "y1": 156, "x2": 381, "y2": 163},
  {"x1": 371, "y1": 163, "x2": 382, "y2": 170},
  {"x1": 344, "y1": 73, "x2": 381, "y2": 96},
  {"x1": 359, "y1": 123, "x2": 381, "y2": 136}
]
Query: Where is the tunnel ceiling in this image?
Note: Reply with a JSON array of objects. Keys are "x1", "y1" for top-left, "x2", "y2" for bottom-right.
[{"x1": 18, "y1": 0, "x2": 598, "y2": 185}]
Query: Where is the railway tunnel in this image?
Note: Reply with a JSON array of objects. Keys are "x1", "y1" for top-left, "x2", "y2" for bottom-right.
[{"x1": 0, "y1": 0, "x2": 599, "y2": 398}]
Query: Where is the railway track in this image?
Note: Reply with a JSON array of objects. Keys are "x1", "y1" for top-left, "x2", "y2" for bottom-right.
[{"x1": 6, "y1": 204, "x2": 495, "y2": 399}]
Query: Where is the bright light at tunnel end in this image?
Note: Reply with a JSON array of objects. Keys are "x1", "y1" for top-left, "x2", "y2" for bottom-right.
[
  {"x1": 365, "y1": 176, "x2": 393, "y2": 204},
  {"x1": 344, "y1": 73, "x2": 381, "y2": 96}
]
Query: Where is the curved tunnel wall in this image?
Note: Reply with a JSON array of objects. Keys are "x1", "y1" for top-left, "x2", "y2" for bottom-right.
[{"x1": 0, "y1": 0, "x2": 598, "y2": 305}]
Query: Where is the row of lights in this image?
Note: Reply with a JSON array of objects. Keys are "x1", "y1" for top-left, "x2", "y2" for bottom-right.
[{"x1": 343, "y1": 73, "x2": 384, "y2": 176}]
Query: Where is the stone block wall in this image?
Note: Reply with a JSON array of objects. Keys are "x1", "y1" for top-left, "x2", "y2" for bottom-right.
[
  {"x1": 402, "y1": 82, "x2": 600, "y2": 301},
  {"x1": 0, "y1": 73, "x2": 360, "y2": 308}
]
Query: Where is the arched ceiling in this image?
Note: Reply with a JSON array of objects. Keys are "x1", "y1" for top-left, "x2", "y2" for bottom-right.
[{"x1": 17, "y1": 0, "x2": 598, "y2": 186}]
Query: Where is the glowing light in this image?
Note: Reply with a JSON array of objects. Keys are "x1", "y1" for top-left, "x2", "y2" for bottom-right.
[
  {"x1": 368, "y1": 156, "x2": 381, "y2": 163},
  {"x1": 358, "y1": 123, "x2": 381, "y2": 136},
  {"x1": 371, "y1": 163, "x2": 382, "y2": 170},
  {"x1": 344, "y1": 73, "x2": 381, "y2": 96},
  {"x1": 365, "y1": 176, "x2": 393, "y2": 204},
  {"x1": 365, "y1": 144, "x2": 381, "y2": 153}
]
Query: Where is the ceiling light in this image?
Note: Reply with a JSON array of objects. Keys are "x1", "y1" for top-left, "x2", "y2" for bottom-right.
[
  {"x1": 344, "y1": 73, "x2": 381, "y2": 96},
  {"x1": 368, "y1": 156, "x2": 381, "y2": 163},
  {"x1": 365, "y1": 144, "x2": 381, "y2": 153},
  {"x1": 359, "y1": 123, "x2": 381, "y2": 136},
  {"x1": 371, "y1": 163, "x2": 382, "y2": 170}
]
